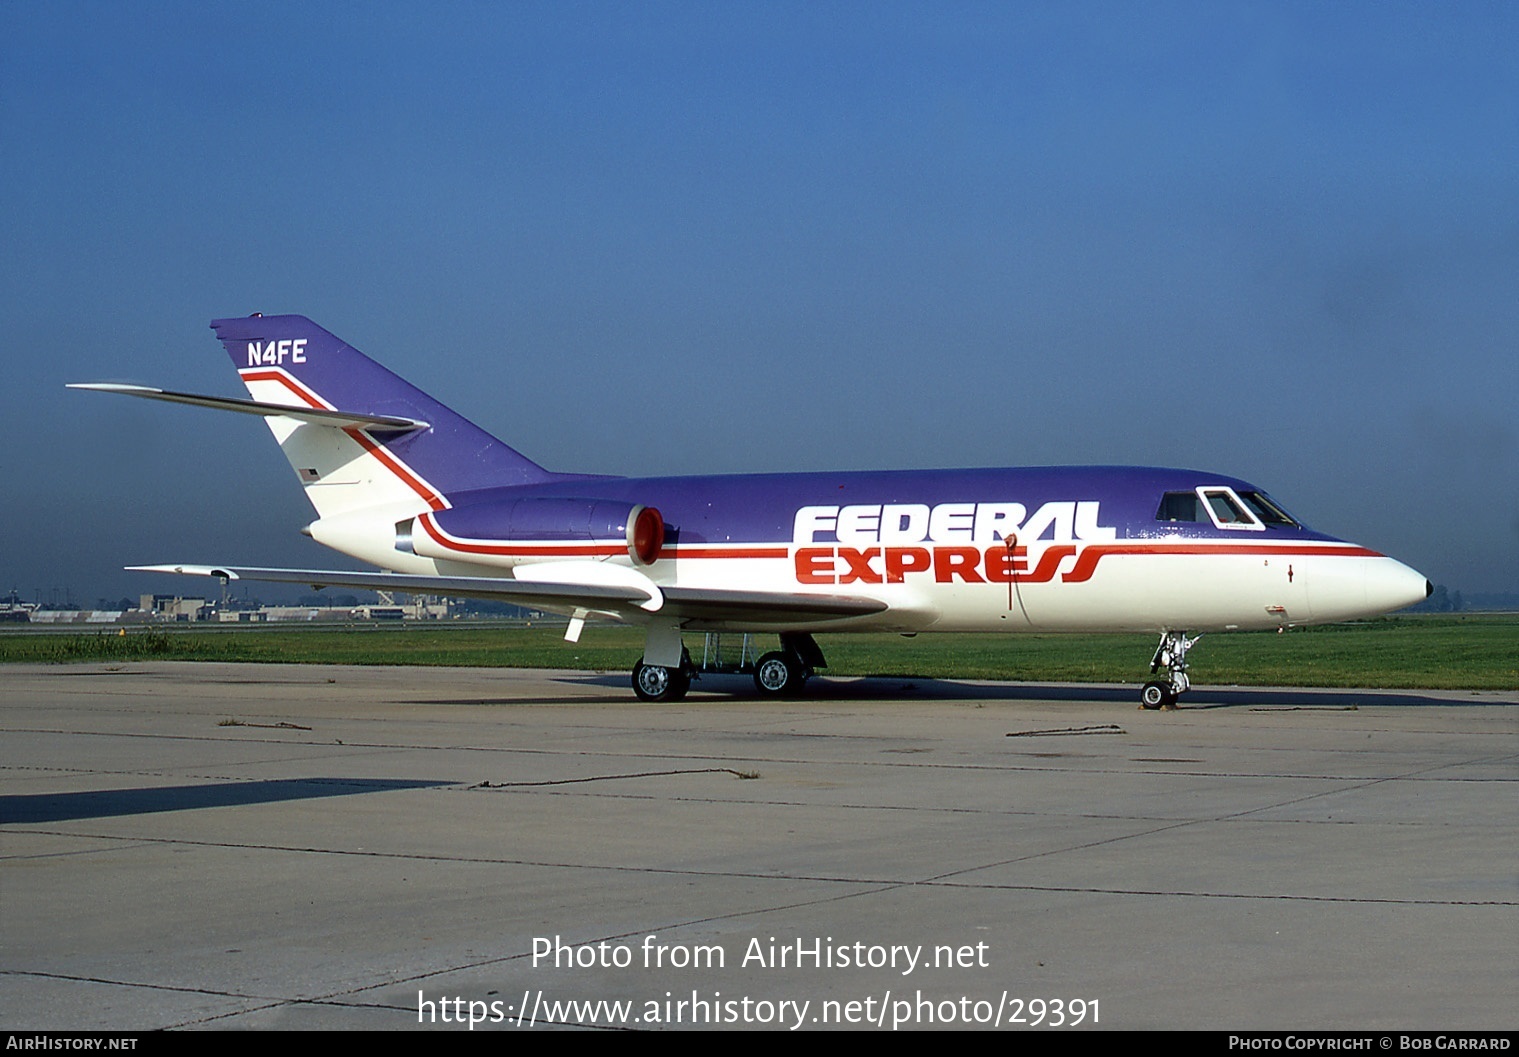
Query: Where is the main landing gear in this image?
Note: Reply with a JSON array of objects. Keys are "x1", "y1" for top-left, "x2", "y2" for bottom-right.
[
  {"x1": 1140, "y1": 630, "x2": 1199, "y2": 710},
  {"x1": 751, "y1": 633, "x2": 825, "y2": 698},
  {"x1": 752, "y1": 651, "x2": 808, "y2": 697},
  {"x1": 631, "y1": 659, "x2": 691, "y2": 702},
  {"x1": 629, "y1": 633, "x2": 827, "y2": 702}
]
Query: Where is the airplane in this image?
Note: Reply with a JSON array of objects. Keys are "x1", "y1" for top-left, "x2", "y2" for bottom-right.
[{"x1": 72, "y1": 313, "x2": 1432, "y2": 708}]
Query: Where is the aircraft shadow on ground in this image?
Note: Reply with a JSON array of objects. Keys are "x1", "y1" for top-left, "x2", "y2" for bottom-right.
[
  {"x1": 0, "y1": 777, "x2": 451, "y2": 825},
  {"x1": 406, "y1": 673, "x2": 1477, "y2": 711}
]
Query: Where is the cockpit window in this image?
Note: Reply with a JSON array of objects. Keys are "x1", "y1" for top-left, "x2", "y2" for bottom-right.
[
  {"x1": 1238, "y1": 491, "x2": 1301, "y2": 528},
  {"x1": 1156, "y1": 487, "x2": 1271, "y2": 531},
  {"x1": 1205, "y1": 490, "x2": 1250, "y2": 524},
  {"x1": 1155, "y1": 492, "x2": 1204, "y2": 522}
]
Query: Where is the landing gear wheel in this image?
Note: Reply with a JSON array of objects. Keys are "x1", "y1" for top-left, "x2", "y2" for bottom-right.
[
  {"x1": 753, "y1": 651, "x2": 803, "y2": 697},
  {"x1": 1142, "y1": 631, "x2": 1198, "y2": 710},
  {"x1": 632, "y1": 662, "x2": 690, "y2": 702}
]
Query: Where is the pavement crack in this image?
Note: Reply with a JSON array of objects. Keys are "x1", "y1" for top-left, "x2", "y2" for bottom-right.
[{"x1": 471, "y1": 768, "x2": 760, "y2": 788}]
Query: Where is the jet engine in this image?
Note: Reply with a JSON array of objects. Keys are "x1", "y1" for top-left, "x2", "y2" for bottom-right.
[{"x1": 404, "y1": 497, "x2": 665, "y2": 569}]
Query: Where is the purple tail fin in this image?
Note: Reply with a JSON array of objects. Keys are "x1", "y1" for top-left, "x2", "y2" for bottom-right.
[{"x1": 211, "y1": 314, "x2": 558, "y2": 515}]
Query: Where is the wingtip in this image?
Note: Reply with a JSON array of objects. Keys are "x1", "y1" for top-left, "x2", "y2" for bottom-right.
[
  {"x1": 68, "y1": 382, "x2": 162, "y2": 394},
  {"x1": 126, "y1": 564, "x2": 239, "y2": 580}
]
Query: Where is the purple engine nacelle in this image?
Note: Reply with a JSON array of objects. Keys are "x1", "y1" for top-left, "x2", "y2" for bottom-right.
[{"x1": 407, "y1": 496, "x2": 665, "y2": 568}]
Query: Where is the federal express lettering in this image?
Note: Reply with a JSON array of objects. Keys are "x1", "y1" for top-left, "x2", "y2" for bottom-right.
[{"x1": 792, "y1": 500, "x2": 1115, "y2": 585}]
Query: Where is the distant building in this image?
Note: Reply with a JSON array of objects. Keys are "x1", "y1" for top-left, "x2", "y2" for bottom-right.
[{"x1": 140, "y1": 595, "x2": 209, "y2": 621}]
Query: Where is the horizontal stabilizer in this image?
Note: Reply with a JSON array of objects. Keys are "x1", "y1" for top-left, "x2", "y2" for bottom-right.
[{"x1": 68, "y1": 384, "x2": 429, "y2": 432}]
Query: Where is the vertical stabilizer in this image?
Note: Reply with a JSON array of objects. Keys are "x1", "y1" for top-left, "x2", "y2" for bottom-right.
[{"x1": 211, "y1": 314, "x2": 556, "y2": 518}]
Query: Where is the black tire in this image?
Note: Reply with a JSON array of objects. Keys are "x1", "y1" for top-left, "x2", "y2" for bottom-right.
[
  {"x1": 632, "y1": 662, "x2": 690, "y2": 702},
  {"x1": 753, "y1": 651, "x2": 801, "y2": 697},
  {"x1": 1140, "y1": 680, "x2": 1174, "y2": 710},
  {"x1": 668, "y1": 667, "x2": 691, "y2": 699}
]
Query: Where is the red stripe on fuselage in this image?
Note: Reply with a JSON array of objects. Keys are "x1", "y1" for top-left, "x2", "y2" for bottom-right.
[
  {"x1": 415, "y1": 523, "x2": 791, "y2": 561},
  {"x1": 792, "y1": 540, "x2": 1384, "y2": 586},
  {"x1": 1059, "y1": 541, "x2": 1381, "y2": 583},
  {"x1": 412, "y1": 520, "x2": 1380, "y2": 573},
  {"x1": 417, "y1": 514, "x2": 622, "y2": 557},
  {"x1": 346, "y1": 428, "x2": 447, "y2": 511},
  {"x1": 239, "y1": 368, "x2": 447, "y2": 512}
]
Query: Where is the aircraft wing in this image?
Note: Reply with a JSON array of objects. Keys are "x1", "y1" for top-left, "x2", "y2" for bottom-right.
[
  {"x1": 129, "y1": 564, "x2": 888, "y2": 627},
  {"x1": 658, "y1": 586, "x2": 888, "y2": 625}
]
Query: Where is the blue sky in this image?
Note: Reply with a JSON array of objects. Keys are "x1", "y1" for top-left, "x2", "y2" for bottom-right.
[{"x1": 4, "y1": 1, "x2": 1515, "y2": 606}]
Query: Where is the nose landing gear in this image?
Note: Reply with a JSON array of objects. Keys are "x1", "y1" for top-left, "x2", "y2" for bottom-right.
[{"x1": 1141, "y1": 630, "x2": 1199, "y2": 709}]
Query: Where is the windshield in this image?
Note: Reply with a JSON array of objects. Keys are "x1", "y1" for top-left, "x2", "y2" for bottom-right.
[
  {"x1": 1155, "y1": 487, "x2": 1306, "y2": 531},
  {"x1": 1238, "y1": 491, "x2": 1301, "y2": 528}
]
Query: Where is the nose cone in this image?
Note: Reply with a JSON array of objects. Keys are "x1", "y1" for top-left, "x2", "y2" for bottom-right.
[
  {"x1": 1308, "y1": 552, "x2": 1431, "y2": 623},
  {"x1": 1364, "y1": 556, "x2": 1432, "y2": 615}
]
